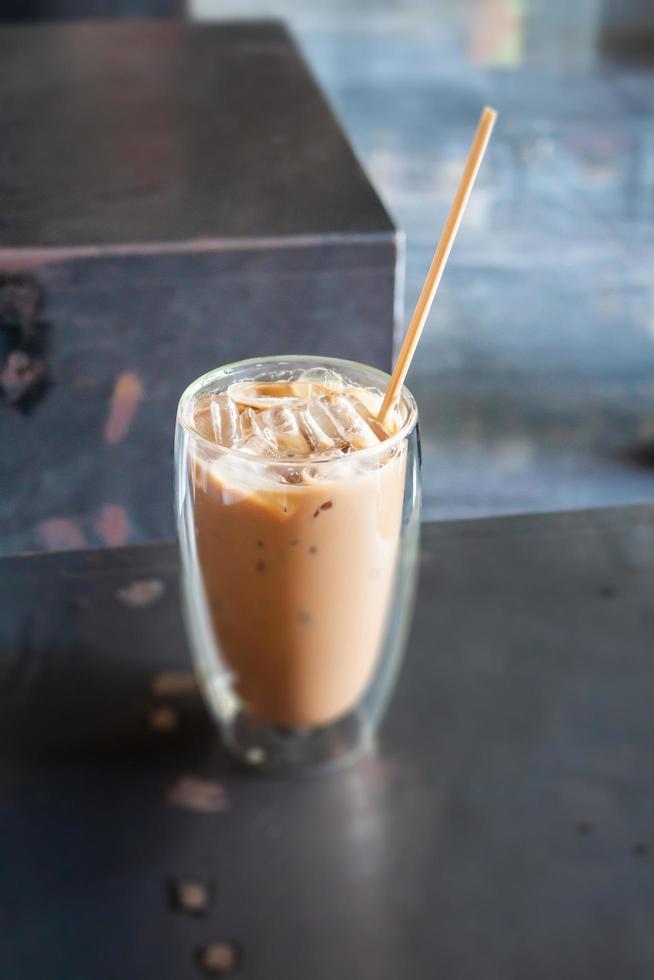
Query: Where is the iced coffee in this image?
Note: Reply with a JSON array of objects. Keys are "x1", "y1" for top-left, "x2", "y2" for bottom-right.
[{"x1": 176, "y1": 357, "x2": 420, "y2": 767}]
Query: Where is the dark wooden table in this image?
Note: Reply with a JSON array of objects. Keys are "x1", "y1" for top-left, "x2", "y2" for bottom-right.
[{"x1": 1, "y1": 506, "x2": 653, "y2": 978}]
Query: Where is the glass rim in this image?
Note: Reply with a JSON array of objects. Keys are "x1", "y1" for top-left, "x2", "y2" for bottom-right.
[{"x1": 176, "y1": 354, "x2": 419, "y2": 467}]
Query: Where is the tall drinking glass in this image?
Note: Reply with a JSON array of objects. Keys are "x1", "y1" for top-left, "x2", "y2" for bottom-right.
[{"x1": 175, "y1": 356, "x2": 421, "y2": 774}]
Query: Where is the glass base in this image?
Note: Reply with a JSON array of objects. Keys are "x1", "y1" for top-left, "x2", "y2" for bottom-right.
[{"x1": 220, "y1": 707, "x2": 376, "y2": 776}]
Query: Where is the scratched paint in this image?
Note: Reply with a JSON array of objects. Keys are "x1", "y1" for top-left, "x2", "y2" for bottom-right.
[
  {"x1": 167, "y1": 877, "x2": 213, "y2": 917},
  {"x1": 96, "y1": 504, "x2": 129, "y2": 547},
  {"x1": 116, "y1": 578, "x2": 164, "y2": 608},
  {"x1": 167, "y1": 776, "x2": 230, "y2": 813},
  {"x1": 151, "y1": 671, "x2": 196, "y2": 697},
  {"x1": 148, "y1": 705, "x2": 179, "y2": 732},
  {"x1": 36, "y1": 517, "x2": 87, "y2": 551},
  {"x1": 103, "y1": 371, "x2": 143, "y2": 445},
  {"x1": 195, "y1": 941, "x2": 241, "y2": 976}
]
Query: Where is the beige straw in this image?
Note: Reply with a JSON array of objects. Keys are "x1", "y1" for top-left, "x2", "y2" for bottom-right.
[{"x1": 378, "y1": 106, "x2": 497, "y2": 424}]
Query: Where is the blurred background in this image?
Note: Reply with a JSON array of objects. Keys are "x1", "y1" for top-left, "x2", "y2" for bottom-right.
[
  {"x1": 196, "y1": 0, "x2": 654, "y2": 520},
  {"x1": 2, "y1": 0, "x2": 654, "y2": 547},
  {"x1": 4, "y1": 8, "x2": 654, "y2": 978}
]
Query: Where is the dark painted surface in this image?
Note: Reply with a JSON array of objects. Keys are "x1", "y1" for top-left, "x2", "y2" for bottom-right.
[
  {"x1": 1, "y1": 508, "x2": 653, "y2": 978},
  {"x1": 0, "y1": 21, "x2": 397, "y2": 556},
  {"x1": 0, "y1": 242, "x2": 395, "y2": 555},
  {"x1": 0, "y1": 21, "x2": 393, "y2": 246},
  {"x1": 2, "y1": 0, "x2": 181, "y2": 19}
]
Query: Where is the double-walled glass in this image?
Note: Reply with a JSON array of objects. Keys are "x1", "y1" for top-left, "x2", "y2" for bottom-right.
[{"x1": 175, "y1": 356, "x2": 421, "y2": 774}]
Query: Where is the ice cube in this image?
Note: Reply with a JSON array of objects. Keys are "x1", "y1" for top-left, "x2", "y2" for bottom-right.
[
  {"x1": 239, "y1": 400, "x2": 358, "y2": 459},
  {"x1": 303, "y1": 397, "x2": 347, "y2": 452},
  {"x1": 238, "y1": 434, "x2": 275, "y2": 457},
  {"x1": 256, "y1": 406, "x2": 311, "y2": 455},
  {"x1": 298, "y1": 367, "x2": 345, "y2": 394},
  {"x1": 226, "y1": 380, "x2": 304, "y2": 410},
  {"x1": 297, "y1": 405, "x2": 344, "y2": 454},
  {"x1": 209, "y1": 395, "x2": 240, "y2": 447},
  {"x1": 316, "y1": 393, "x2": 387, "y2": 450},
  {"x1": 237, "y1": 407, "x2": 278, "y2": 455},
  {"x1": 236, "y1": 405, "x2": 313, "y2": 457},
  {"x1": 193, "y1": 397, "x2": 216, "y2": 442},
  {"x1": 343, "y1": 385, "x2": 383, "y2": 418}
]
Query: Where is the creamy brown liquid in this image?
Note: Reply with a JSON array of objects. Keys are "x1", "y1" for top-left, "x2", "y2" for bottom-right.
[{"x1": 190, "y1": 396, "x2": 407, "y2": 729}]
